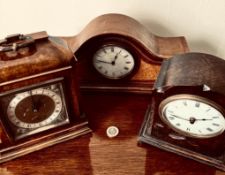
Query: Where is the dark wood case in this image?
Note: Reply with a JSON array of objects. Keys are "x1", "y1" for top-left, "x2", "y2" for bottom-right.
[{"x1": 139, "y1": 52, "x2": 225, "y2": 171}]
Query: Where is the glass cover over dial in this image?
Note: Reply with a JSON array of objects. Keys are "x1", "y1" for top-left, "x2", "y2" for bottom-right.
[
  {"x1": 7, "y1": 88, "x2": 62, "y2": 129},
  {"x1": 93, "y1": 45, "x2": 135, "y2": 79},
  {"x1": 159, "y1": 94, "x2": 225, "y2": 138},
  {"x1": 0, "y1": 81, "x2": 69, "y2": 140}
]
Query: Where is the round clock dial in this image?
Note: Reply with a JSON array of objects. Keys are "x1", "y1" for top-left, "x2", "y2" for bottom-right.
[
  {"x1": 159, "y1": 94, "x2": 225, "y2": 138},
  {"x1": 93, "y1": 45, "x2": 135, "y2": 79},
  {"x1": 7, "y1": 88, "x2": 62, "y2": 129}
]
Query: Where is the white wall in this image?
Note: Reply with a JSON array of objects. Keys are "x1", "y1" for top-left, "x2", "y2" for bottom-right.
[{"x1": 0, "y1": 0, "x2": 225, "y2": 58}]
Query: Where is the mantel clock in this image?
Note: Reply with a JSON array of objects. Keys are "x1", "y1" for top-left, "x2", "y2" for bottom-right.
[
  {"x1": 0, "y1": 32, "x2": 91, "y2": 163},
  {"x1": 139, "y1": 53, "x2": 225, "y2": 171},
  {"x1": 64, "y1": 14, "x2": 189, "y2": 94}
]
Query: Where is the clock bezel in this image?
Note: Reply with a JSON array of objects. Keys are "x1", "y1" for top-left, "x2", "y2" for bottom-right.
[
  {"x1": 92, "y1": 44, "x2": 136, "y2": 80},
  {"x1": 0, "y1": 77, "x2": 70, "y2": 141},
  {"x1": 159, "y1": 94, "x2": 225, "y2": 139}
]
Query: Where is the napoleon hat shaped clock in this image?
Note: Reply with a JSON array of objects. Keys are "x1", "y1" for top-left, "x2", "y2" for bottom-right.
[
  {"x1": 139, "y1": 52, "x2": 225, "y2": 171},
  {"x1": 64, "y1": 14, "x2": 189, "y2": 94},
  {"x1": 0, "y1": 32, "x2": 91, "y2": 163}
]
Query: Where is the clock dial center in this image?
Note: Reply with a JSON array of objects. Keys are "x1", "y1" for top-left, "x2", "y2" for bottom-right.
[{"x1": 189, "y1": 117, "x2": 196, "y2": 124}]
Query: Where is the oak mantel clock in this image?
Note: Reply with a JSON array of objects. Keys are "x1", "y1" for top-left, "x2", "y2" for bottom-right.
[
  {"x1": 139, "y1": 52, "x2": 225, "y2": 171},
  {"x1": 0, "y1": 32, "x2": 91, "y2": 163},
  {"x1": 64, "y1": 14, "x2": 189, "y2": 94}
]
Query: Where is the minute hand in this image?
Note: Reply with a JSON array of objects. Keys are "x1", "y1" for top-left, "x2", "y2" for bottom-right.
[
  {"x1": 170, "y1": 114, "x2": 189, "y2": 121},
  {"x1": 96, "y1": 59, "x2": 112, "y2": 64}
]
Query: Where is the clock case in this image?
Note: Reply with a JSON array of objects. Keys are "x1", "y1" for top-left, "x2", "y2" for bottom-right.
[
  {"x1": 0, "y1": 32, "x2": 91, "y2": 163},
  {"x1": 139, "y1": 53, "x2": 225, "y2": 171},
  {"x1": 64, "y1": 14, "x2": 189, "y2": 94}
]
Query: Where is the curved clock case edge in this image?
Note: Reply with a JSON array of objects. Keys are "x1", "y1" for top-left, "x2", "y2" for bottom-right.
[
  {"x1": 63, "y1": 13, "x2": 189, "y2": 94},
  {"x1": 139, "y1": 52, "x2": 225, "y2": 171}
]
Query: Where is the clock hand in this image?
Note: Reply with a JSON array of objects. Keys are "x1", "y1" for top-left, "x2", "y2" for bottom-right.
[
  {"x1": 29, "y1": 91, "x2": 38, "y2": 112},
  {"x1": 96, "y1": 59, "x2": 112, "y2": 65},
  {"x1": 170, "y1": 114, "x2": 189, "y2": 121},
  {"x1": 113, "y1": 50, "x2": 121, "y2": 62},
  {"x1": 195, "y1": 118, "x2": 213, "y2": 121},
  {"x1": 111, "y1": 50, "x2": 122, "y2": 66},
  {"x1": 189, "y1": 117, "x2": 214, "y2": 124}
]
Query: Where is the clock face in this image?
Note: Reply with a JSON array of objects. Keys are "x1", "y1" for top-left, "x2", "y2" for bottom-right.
[
  {"x1": 93, "y1": 45, "x2": 135, "y2": 79},
  {"x1": 159, "y1": 94, "x2": 225, "y2": 138},
  {"x1": 7, "y1": 88, "x2": 62, "y2": 129},
  {"x1": 0, "y1": 80, "x2": 70, "y2": 140}
]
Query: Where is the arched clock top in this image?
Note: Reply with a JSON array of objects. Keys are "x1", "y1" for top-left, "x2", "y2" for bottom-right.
[
  {"x1": 66, "y1": 13, "x2": 189, "y2": 61},
  {"x1": 157, "y1": 52, "x2": 225, "y2": 96},
  {"x1": 63, "y1": 13, "x2": 189, "y2": 93}
]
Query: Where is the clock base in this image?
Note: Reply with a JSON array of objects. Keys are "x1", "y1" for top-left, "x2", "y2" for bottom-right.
[
  {"x1": 80, "y1": 81, "x2": 155, "y2": 94},
  {"x1": 0, "y1": 121, "x2": 91, "y2": 164},
  {"x1": 138, "y1": 106, "x2": 225, "y2": 171}
]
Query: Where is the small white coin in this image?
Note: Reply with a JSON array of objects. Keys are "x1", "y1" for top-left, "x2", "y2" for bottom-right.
[{"x1": 106, "y1": 126, "x2": 119, "y2": 138}]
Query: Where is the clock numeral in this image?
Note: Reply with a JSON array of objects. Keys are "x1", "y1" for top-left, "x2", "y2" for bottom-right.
[
  {"x1": 198, "y1": 130, "x2": 202, "y2": 133},
  {"x1": 124, "y1": 67, "x2": 129, "y2": 70},
  {"x1": 195, "y1": 102, "x2": 200, "y2": 108},
  {"x1": 104, "y1": 70, "x2": 108, "y2": 74},
  {"x1": 206, "y1": 128, "x2": 213, "y2": 132},
  {"x1": 111, "y1": 47, "x2": 114, "y2": 52},
  {"x1": 183, "y1": 101, "x2": 187, "y2": 106},
  {"x1": 212, "y1": 116, "x2": 219, "y2": 119},
  {"x1": 167, "y1": 110, "x2": 174, "y2": 114},
  {"x1": 126, "y1": 61, "x2": 131, "y2": 64},
  {"x1": 124, "y1": 55, "x2": 129, "y2": 58},
  {"x1": 206, "y1": 108, "x2": 211, "y2": 112},
  {"x1": 168, "y1": 116, "x2": 175, "y2": 120},
  {"x1": 212, "y1": 123, "x2": 220, "y2": 127},
  {"x1": 186, "y1": 128, "x2": 190, "y2": 131},
  {"x1": 176, "y1": 123, "x2": 181, "y2": 127},
  {"x1": 55, "y1": 109, "x2": 60, "y2": 113},
  {"x1": 98, "y1": 66, "x2": 102, "y2": 70},
  {"x1": 103, "y1": 48, "x2": 107, "y2": 53}
]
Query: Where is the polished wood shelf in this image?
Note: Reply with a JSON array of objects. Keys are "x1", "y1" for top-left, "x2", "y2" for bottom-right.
[{"x1": 1, "y1": 93, "x2": 224, "y2": 175}]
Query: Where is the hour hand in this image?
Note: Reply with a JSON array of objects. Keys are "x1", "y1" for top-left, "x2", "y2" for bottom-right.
[
  {"x1": 113, "y1": 50, "x2": 121, "y2": 61},
  {"x1": 196, "y1": 118, "x2": 213, "y2": 121}
]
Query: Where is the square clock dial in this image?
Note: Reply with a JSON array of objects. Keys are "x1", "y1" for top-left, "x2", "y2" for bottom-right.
[{"x1": 0, "y1": 79, "x2": 69, "y2": 140}]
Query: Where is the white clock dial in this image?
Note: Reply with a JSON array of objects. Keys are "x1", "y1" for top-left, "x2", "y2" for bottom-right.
[
  {"x1": 159, "y1": 94, "x2": 225, "y2": 138},
  {"x1": 93, "y1": 45, "x2": 135, "y2": 79},
  {"x1": 7, "y1": 88, "x2": 63, "y2": 129}
]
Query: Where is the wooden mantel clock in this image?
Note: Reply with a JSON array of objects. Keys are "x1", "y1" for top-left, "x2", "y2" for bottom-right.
[
  {"x1": 64, "y1": 13, "x2": 189, "y2": 93},
  {"x1": 0, "y1": 32, "x2": 91, "y2": 163},
  {"x1": 139, "y1": 52, "x2": 225, "y2": 171}
]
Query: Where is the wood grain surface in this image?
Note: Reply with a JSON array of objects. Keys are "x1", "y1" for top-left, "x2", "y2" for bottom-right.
[{"x1": 0, "y1": 93, "x2": 225, "y2": 175}]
